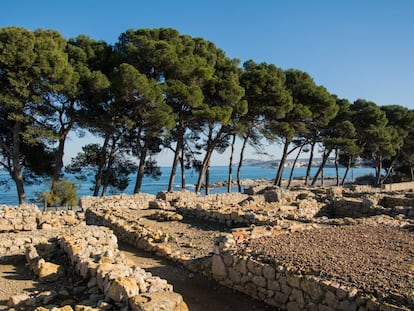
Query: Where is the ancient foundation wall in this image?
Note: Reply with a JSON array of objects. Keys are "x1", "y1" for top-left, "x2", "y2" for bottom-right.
[
  {"x1": 0, "y1": 204, "x2": 84, "y2": 233},
  {"x1": 331, "y1": 198, "x2": 414, "y2": 218},
  {"x1": 80, "y1": 193, "x2": 156, "y2": 210},
  {"x1": 211, "y1": 230, "x2": 410, "y2": 311},
  {"x1": 57, "y1": 224, "x2": 186, "y2": 310}
]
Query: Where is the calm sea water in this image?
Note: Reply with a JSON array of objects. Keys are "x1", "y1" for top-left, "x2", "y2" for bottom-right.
[{"x1": 0, "y1": 166, "x2": 374, "y2": 206}]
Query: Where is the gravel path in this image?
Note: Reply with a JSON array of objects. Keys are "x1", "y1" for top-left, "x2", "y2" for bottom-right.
[{"x1": 244, "y1": 224, "x2": 414, "y2": 306}]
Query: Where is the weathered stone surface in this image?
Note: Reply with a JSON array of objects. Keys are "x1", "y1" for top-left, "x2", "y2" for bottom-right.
[
  {"x1": 129, "y1": 292, "x2": 188, "y2": 311},
  {"x1": 106, "y1": 277, "x2": 140, "y2": 302},
  {"x1": 211, "y1": 255, "x2": 226, "y2": 279},
  {"x1": 7, "y1": 293, "x2": 32, "y2": 307},
  {"x1": 35, "y1": 259, "x2": 65, "y2": 282}
]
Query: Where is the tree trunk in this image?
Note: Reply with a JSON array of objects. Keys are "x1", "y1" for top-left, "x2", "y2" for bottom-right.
[
  {"x1": 195, "y1": 126, "x2": 223, "y2": 194},
  {"x1": 341, "y1": 155, "x2": 352, "y2": 186},
  {"x1": 195, "y1": 146, "x2": 215, "y2": 193},
  {"x1": 274, "y1": 140, "x2": 290, "y2": 186},
  {"x1": 134, "y1": 139, "x2": 149, "y2": 194},
  {"x1": 376, "y1": 156, "x2": 383, "y2": 186},
  {"x1": 11, "y1": 122, "x2": 26, "y2": 205},
  {"x1": 311, "y1": 148, "x2": 332, "y2": 186},
  {"x1": 180, "y1": 147, "x2": 185, "y2": 190},
  {"x1": 237, "y1": 136, "x2": 248, "y2": 193},
  {"x1": 410, "y1": 163, "x2": 414, "y2": 181},
  {"x1": 304, "y1": 142, "x2": 316, "y2": 186},
  {"x1": 168, "y1": 126, "x2": 184, "y2": 192},
  {"x1": 94, "y1": 133, "x2": 110, "y2": 196},
  {"x1": 287, "y1": 144, "x2": 304, "y2": 188},
  {"x1": 101, "y1": 137, "x2": 117, "y2": 197},
  {"x1": 51, "y1": 128, "x2": 70, "y2": 193},
  {"x1": 334, "y1": 148, "x2": 339, "y2": 186},
  {"x1": 382, "y1": 151, "x2": 400, "y2": 184},
  {"x1": 227, "y1": 134, "x2": 236, "y2": 193},
  {"x1": 205, "y1": 165, "x2": 210, "y2": 195}
]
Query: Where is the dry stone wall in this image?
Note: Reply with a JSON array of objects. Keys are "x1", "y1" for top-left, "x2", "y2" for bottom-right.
[
  {"x1": 157, "y1": 189, "x2": 321, "y2": 225},
  {"x1": 212, "y1": 228, "x2": 411, "y2": 311},
  {"x1": 58, "y1": 224, "x2": 187, "y2": 310},
  {"x1": 0, "y1": 204, "x2": 84, "y2": 233},
  {"x1": 331, "y1": 197, "x2": 414, "y2": 219},
  {"x1": 80, "y1": 193, "x2": 156, "y2": 210}
]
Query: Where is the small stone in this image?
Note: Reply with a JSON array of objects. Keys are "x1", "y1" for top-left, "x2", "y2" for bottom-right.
[
  {"x1": 129, "y1": 292, "x2": 188, "y2": 311},
  {"x1": 8, "y1": 293, "x2": 31, "y2": 307}
]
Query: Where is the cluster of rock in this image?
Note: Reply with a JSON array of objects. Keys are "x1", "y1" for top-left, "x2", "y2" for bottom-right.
[
  {"x1": 156, "y1": 188, "x2": 320, "y2": 226},
  {"x1": 6, "y1": 223, "x2": 187, "y2": 311},
  {"x1": 3, "y1": 182, "x2": 414, "y2": 310},
  {"x1": 85, "y1": 205, "x2": 209, "y2": 274},
  {"x1": 330, "y1": 192, "x2": 414, "y2": 219},
  {"x1": 80, "y1": 194, "x2": 156, "y2": 211},
  {"x1": 59, "y1": 224, "x2": 187, "y2": 310},
  {"x1": 212, "y1": 227, "x2": 411, "y2": 311},
  {"x1": 0, "y1": 204, "x2": 84, "y2": 233}
]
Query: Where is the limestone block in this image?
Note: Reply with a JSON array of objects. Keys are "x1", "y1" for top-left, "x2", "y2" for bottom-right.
[
  {"x1": 263, "y1": 265, "x2": 276, "y2": 280},
  {"x1": 301, "y1": 277, "x2": 324, "y2": 302},
  {"x1": 106, "y1": 277, "x2": 140, "y2": 302},
  {"x1": 212, "y1": 255, "x2": 227, "y2": 280},
  {"x1": 286, "y1": 301, "x2": 302, "y2": 311},
  {"x1": 7, "y1": 293, "x2": 32, "y2": 308},
  {"x1": 228, "y1": 267, "x2": 241, "y2": 284},
  {"x1": 34, "y1": 259, "x2": 65, "y2": 282},
  {"x1": 252, "y1": 275, "x2": 267, "y2": 287},
  {"x1": 286, "y1": 273, "x2": 301, "y2": 288},
  {"x1": 246, "y1": 260, "x2": 263, "y2": 276},
  {"x1": 325, "y1": 290, "x2": 339, "y2": 309},
  {"x1": 129, "y1": 292, "x2": 188, "y2": 311}
]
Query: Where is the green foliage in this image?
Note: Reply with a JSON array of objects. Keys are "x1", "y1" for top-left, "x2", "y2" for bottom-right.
[
  {"x1": 38, "y1": 179, "x2": 78, "y2": 207},
  {"x1": 3, "y1": 25, "x2": 414, "y2": 202}
]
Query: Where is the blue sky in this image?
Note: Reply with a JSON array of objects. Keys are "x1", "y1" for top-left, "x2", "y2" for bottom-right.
[{"x1": 1, "y1": 0, "x2": 414, "y2": 165}]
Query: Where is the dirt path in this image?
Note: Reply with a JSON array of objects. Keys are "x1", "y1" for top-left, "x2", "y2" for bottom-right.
[
  {"x1": 119, "y1": 243, "x2": 275, "y2": 311},
  {"x1": 0, "y1": 255, "x2": 35, "y2": 308}
]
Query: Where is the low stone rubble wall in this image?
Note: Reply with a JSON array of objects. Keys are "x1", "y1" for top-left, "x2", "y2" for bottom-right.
[
  {"x1": 0, "y1": 205, "x2": 40, "y2": 232},
  {"x1": 0, "y1": 204, "x2": 84, "y2": 233},
  {"x1": 332, "y1": 197, "x2": 414, "y2": 218},
  {"x1": 157, "y1": 189, "x2": 321, "y2": 225},
  {"x1": 80, "y1": 193, "x2": 156, "y2": 210},
  {"x1": 85, "y1": 206, "x2": 210, "y2": 274},
  {"x1": 5, "y1": 223, "x2": 187, "y2": 310},
  {"x1": 59, "y1": 224, "x2": 187, "y2": 310},
  {"x1": 211, "y1": 228, "x2": 411, "y2": 311}
]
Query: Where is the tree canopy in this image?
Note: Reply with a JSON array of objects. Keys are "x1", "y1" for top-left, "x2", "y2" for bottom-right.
[{"x1": 1, "y1": 26, "x2": 413, "y2": 205}]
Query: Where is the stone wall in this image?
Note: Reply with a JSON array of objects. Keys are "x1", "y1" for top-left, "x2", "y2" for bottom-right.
[
  {"x1": 80, "y1": 193, "x2": 156, "y2": 210},
  {"x1": 211, "y1": 229, "x2": 410, "y2": 311},
  {"x1": 331, "y1": 197, "x2": 414, "y2": 219},
  {"x1": 0, "y1": 205, "x2": 84, "y2": 233},
  {"x1": 0, "y1": 205, "x2": 40, "y2": 232},
  {"x1": 157, "y1": 189, "x2": 321, "y2": 225},
  {"x1": 58, "y1": 224, "x2": 187, "y2": 310},
  {"x1": 85, "y1": 206, "x2": 210, "y2": 274}
]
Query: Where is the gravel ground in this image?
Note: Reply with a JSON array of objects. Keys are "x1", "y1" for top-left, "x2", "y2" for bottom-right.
[{"x1": 244, "y1": 224, "x2": 414, "y2": 307}]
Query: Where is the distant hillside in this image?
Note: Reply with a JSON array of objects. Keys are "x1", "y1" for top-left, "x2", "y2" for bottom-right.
[{"x1": 241, "y1": 159, "x2": 277, "y2": 168}]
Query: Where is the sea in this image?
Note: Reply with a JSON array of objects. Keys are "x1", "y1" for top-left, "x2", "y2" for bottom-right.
[{"x1": 0, "y1": 166, "x2": 375, "y2": 206}]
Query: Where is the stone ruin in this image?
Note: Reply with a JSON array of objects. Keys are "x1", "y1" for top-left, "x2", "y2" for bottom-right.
[{"x1": 1, "y1": 183, "x2": 414, "y2": 310}]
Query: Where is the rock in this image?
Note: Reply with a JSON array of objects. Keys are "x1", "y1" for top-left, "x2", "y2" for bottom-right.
[
  {"x1": 36, "y1": 259, "x2": 65, "y2": 282},
  {"x1": 211, "y1": 255, "x2": 226, "y2": 279},
  {"x1": 129, "y1": 292, "x2": 188, "y2": 311},
  {"x1": 8, "y1": 293, "x2": 32, "y2": 307},
  {"x1": 106, "y1": 277, "x2": 140, "y2": 302}
]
